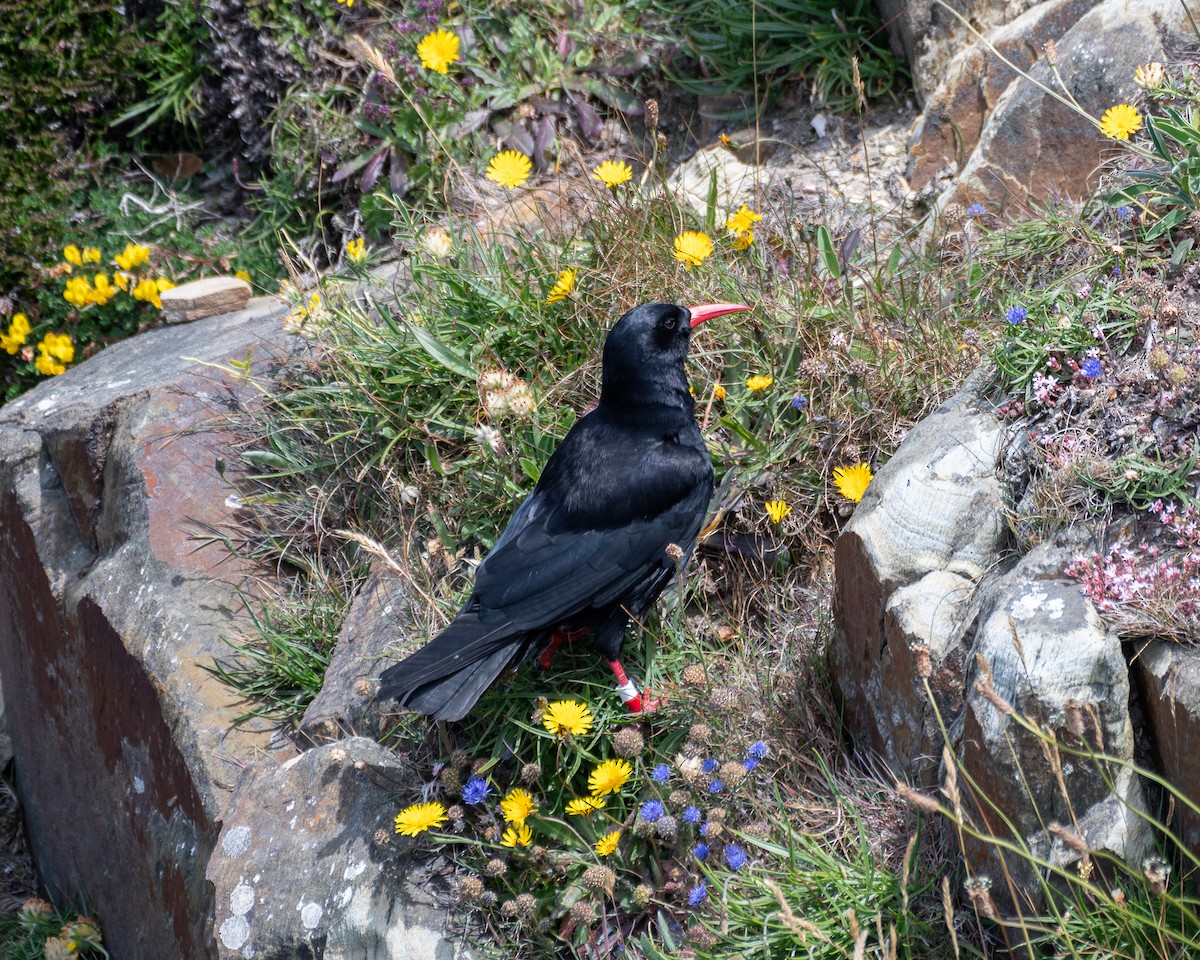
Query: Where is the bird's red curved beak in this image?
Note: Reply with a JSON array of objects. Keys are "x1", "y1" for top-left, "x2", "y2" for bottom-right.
[{"x1": 686, "y1": 302, "x2": 752, "y2": 327}]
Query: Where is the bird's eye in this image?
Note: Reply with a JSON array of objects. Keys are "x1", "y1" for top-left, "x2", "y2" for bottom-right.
[{"x1": 661, "y1": 315, "x2": 677, "y2": 330}]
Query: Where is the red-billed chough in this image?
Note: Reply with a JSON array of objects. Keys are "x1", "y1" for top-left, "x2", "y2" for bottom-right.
[{"x1": 378, "y1": 300, "x2": 751, "y2": 720}]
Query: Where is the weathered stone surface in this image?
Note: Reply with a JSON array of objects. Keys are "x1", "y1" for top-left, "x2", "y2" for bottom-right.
[
  {"x1": 159, "y1": 276, "x2": 253, "y2": 323},
  {"x1": 0, "y1": 298, "x2": 294, "y2": 958},
  {"x1": 207, "y1": 737, "x2": 469, "y2": 960},
  {"x1": 961, "y1": 555, "x2": 1151, "y2": 896},
  {"x1": 299, "y1": 564, "x2": 414, "y2": 747},
  {"x1": 667, "y1": 145, "x2": 759, "y2": 222},
  {"x1": 914, "y1": 0, "x2": 1184, "y2": 205},
  {"x1": 830, "y1": 373, "x2": 1008, "y2": 780},
  {"x1": 1134, "y1": 641, "x2": 1200, "y2": 853}
]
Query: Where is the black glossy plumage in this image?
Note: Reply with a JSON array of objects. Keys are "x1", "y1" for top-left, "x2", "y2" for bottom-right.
[{"x1": 378, "y1": 302, "x2": 715, "y2": 721}]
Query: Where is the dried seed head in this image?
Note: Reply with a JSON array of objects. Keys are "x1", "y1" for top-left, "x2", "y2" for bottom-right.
[
  {"x1": 941, "y1": 202, "x2": 965, "y2": 227},
  {"x1": 654, "y1": 815, "x2": 678, "y2": 841},
  {"x1": 450, "y1": 749, "x2": 470, "y2": 769},
  {"x1": 484, "y1": 858, "x2": 507, "y2": 877},
  {"x1": 964, "y1": 875, "x2": 998, "y2": 919},
  {"x1": 720, "y1": 760, "x2": 747, "y2": 786},
  {"x1": 515, "y1": 893, "x2": 538, "y2": 918},
  {"x1": 743, "y1": 821, "x2": 772, "y2": 840},
  {"x1": 912, "y1": 643, "x2": 932, "y2": 679},
  {"x1": 459, "y1": 876, "x2": 485, "y2": 901},
  {"x1": 441, "y1": 768, "x2": 462, "y2": 793},
  {"x1": 372, "y1": 828, "x2": 392, "y2": 848},
  {"x1": 446, "y1": 804, "x2": 464, "y2": 823},
  {"x1": 1049, "y1": 821, "x2": 1090, "y2": 856},
  {"x1": 688, "y1": 924, "x2": 718, "y2": 949},
  {"x1": 668, "y1": 789, "x2": 689, "y2": 808},
  {"x1": 688, "y1": 723, "x2": 713, "y2": 744},
  {"x1": 645, "y1": 98, "x2": 660, "y2": 131},
  {"x1": 681, "y1": 664, "x2": 707, "y2": 686},
  {"x1": 666, "y1": 542, "x2": 684, "y2": 562},
  {"x1": 897, "y1": 783, "x2": 942, "y2": 815},
  {"x1": 633, "y1": 884, "x2": 653, "y2": 907},
  {"x1": 708, "y1": 685, "x2": 740, "y2": 710},
  {"x1": 570, "y1": 900, "x2": 597, "y2": 925},
  {"x1": 1169, "y1": 365, "x2": 1189, "y2": 389},
  {"x1": 633, "y1": 819, "x2": 657, "y2": 839},
  {"x1": 582, "y1": 865, "x2": 616, "y2": 896},
  {"x1": 480, "y1": 890, "x2": 498, "y2": 907},
  {"x1": 1149, "y1": 347, "x2": 1171, "y2": 374},
  {"x1": 500, "y1": 899, "x2": 519, "y2": 918},
  {"x1": 613, "y1": 727, "x2": 646, "y2": 757},
  {"x1": 1043, "y1": 40, "x2": 1057, "y2": 65},
  {"x1": 520, "y1": 762, "x2": 542, "y2": 784}
]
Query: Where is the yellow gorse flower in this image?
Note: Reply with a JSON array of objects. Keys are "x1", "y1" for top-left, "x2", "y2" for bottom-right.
[
  {"x1": 417, "y1": 29, "x2": 461, "y2": 74},
  {"x1": 1, "y1": 313, "x2": 30, "y2": 355},
  {"x1": 594, "y1": 829, "x2": 621, "y2": 856},
  {"x1": 713, "y1": 383, "x2": 727, "y2": 401},
  {"x1": 765, "y1": 499, "x2": 791, "y2": 523},
  {"x1": 394, "y1": 800, "x2": 448, "y2": 837},
  {"x1": 566, "y1": 796, "x2": 604, "y2": 817},
  {"x1": 746, "y1": 374, "x2": 773, "y2": 392},
  {"x1": 115, "y1": 243, "x2": 151, "y2": 271},
  {"x1": 500, "y1": 787, "x2": 538, "y2": 825},
  {"x1": 545, "y1": 268, "x2": 576, "y2": 305},
  {"x1": 673, "y1": 231, "x2": 713, "y2": 269},
  {"x1": 832, "y1": 462, "x2": 874, "y2": 503},
  {"x1": 501, "y1": 823, "x2": 533, "y2": 847},
  {"x1": 34, "y1": 332, "x2": 74, "y2": 376},
  {"x1": 132, "y1": 277, "x2": 173, "y2": 309},
  {"x1": 1098, "y1": 104, "x2": 1143, "y2": 141},
  {"x1": 726, "y1": 204, "x2": 762, "y2": 236},
  {"x1": 486, "y1": 150, "x2": 532, "y2": 189},
  {"x1": 541, "y1": 698, "x2": 593, "y2": 736},
  {"x1": 588, "y1": 758, "x2": 632, "y2": 797},
  {"x1": 593, "y1": 160, "x2": 633, "y2": 188}
]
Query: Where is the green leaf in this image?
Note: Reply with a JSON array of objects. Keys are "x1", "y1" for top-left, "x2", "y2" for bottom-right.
[
  {"x1": 403, "y1": 318, "x2": 475, "y2": 378},
  {"x1": 816, "y1": 224, "x2": 840, "y2": 279}
]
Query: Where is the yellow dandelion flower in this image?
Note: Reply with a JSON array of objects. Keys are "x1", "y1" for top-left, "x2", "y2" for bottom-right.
[
  {"x1": 588, "y1": 758, "x2": 632, "y2": 797},
  {"x1": 726, "y1": 204, "x2": 763, "y2": 236},
  {"x1": 500, "y1": 787, "x2": 538, "y2": 825},
  {"x1": 235, "y1": 269, "x2": 252, "y2": 284},
  {"x1": 765, "y1": 499, "x2": 791, "y2": 523},
  {"x1": 594, "y1": 829, "x2": 621, "y2": 857},
  {"x1": 746, "y1": 374, "x2": 773, "y2": 392},
  {"x1": 63, "y1": 245, "x2": 83, "y2": 267},
  {"x1": 501, "y1": 822, "x2": 533, "y2": 847},
  {"x1": 394, "y1": 800, "x2": 448, "y2": 837},
  {"x1": 1098, "y1": 104, "x2": 1143, "y2": 141},
  {"x1": 1134, "y1": 62, "x2": 1165, "y2": 90},
  {"x1": 417, "y1": 29, "x2": 460, "y2": 74},
  {"x1": 832, "y1": 462, "x2": 874, "y2": 503},
  {"x1": 713, "y1": 383, "x2": 726, "y2": 401},
  {"x1": 346, "y1": 237, "x2": 367, "y2": 263},
  {"x1": 732, "y1": 230, "x2": 754, "y2": 250},
  {"x1": 593, "y1": 160, "x2": 633, "y2": 188},
  {"x1": 546, "y1": 268, "x2": 576, "y2": 305},
  {"x1": 673, "y1": 231, "x2": 713, "y2": 269},
  {"x1": 486, "y1": 150, "x2": 532, "y2": 189},
  {"x1": 542, "y1": 699, "x2": 593, "y2": 736},
  {"x1": 719, "y1": 133, "x2": 733, "y2": 146},
  {"x1": 566, "y1": 796, "x2": 605, "y2": 817}
]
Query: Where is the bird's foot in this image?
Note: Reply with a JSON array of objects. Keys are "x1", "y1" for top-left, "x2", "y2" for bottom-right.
[
  {"x1": 537, "y1": 627, "x2": 588, "y2": 672},
  {"x1": 624, "y1": 689, "x2": 663, "y2": 714}
]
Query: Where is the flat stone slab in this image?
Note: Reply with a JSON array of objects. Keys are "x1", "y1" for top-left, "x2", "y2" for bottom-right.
[{"x1": 160, "y1": 277, "x2": 253, "y2": 323}]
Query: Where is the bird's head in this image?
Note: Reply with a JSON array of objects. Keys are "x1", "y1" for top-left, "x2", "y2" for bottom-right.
[{"x1": 600, "y1": 301, "x2": 751, "y2": 410}]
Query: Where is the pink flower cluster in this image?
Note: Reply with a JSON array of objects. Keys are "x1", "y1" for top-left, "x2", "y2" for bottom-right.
[{"x1": 1067, "y1": 501, "x2": 1200, "y2": 634}]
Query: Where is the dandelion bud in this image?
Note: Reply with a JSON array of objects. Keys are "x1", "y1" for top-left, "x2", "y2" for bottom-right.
[
  {"x1": 520, "y1": 762, "x2": 542, "y2": 784},
  {"x1": 680, "y1": 664, "x2": 707, "y2": 686},
  {"x1": 632, "y1": 884, "x2": 653, "y2": 907},
  {"x1": 570, "y1": 900, "x2": 597, "y2": 925},
  {"x1": 485, "y1": 858, "x2": 507, "y2": 877},
  {"x1": 583, "y1": 865, "x2": 617, "y2": 896},
  {"x1": 645, "y1": 98, "x2": 659, "y2": 132},
  {"x1": 613, "y1": 727, "x2": 646, "y2": 757},
  {"x1": 459, "y1": 876, "x2": 485, "y2": 901}
]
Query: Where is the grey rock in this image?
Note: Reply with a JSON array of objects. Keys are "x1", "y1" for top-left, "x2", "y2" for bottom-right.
[{"x1": 207, "y1": 737, "x2": 470, "y2": 960}]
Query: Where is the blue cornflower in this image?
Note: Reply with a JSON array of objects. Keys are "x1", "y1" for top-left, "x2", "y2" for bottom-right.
[
  {"x1": 461, "y1": 777, "x2": 490, "y2": 805},
  {"x1": 1111, "y1": 266, "x2": 1122, "y2": 278},
  {"x1": 651, "y1": 764, "x2": 671, "y2": 783},
  {"x1": 791, "y1": 394, "x2": 808, "y2": 411},
  {"x1": 694, "y1": 841, "x2": 709, "y2": 860},
  {"x1": 688, "y1": 882, "x2": 708, "y2": 906},
  {"x1": 701, "y1": 758, "x2": 719, "y2": 774},
  {"x1": 1081, "y1": 357, "x2": 1103, "y2": 379},
  {"x1": 743, "y1": 757, "x2": 759, "y2": 773},
  {"x1": 640, "y1": 799, "x2": 665, "y2": 823},
  {"x1": 1115, "y1": 205, "x2": 1133, "y2": 221},
  {"x1": 708, "y1": 779, "x2": 724, "y2": 793},
  {"x1": 747, "y1": 741, "x2": 769, "y2": 759},
  {"x1": 683, "y1": 805, "x2": 702, "y2": 824},
  {"x1": 1004, "y1": 305, "x2": 1027, "y2": 325},
  {"x1": 966, "y1": 202, "x2": 987, "y2": 218},
  {"x1": 724, "y1": 843, "x2": 748, "y2": 871}
]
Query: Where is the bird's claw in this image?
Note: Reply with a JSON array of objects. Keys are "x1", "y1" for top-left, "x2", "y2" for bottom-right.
[{"x1": 624, "y1": 689, "x2": 663, "y2": 714}]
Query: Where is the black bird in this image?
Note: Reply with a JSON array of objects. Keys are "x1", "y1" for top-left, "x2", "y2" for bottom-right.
[{"x1": 379, "y1": 301, "x2": 751, "y2": 721}]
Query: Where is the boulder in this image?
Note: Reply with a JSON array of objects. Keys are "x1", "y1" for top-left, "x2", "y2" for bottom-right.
[
  {"x1": 207, "y1": 738, "x2": 469, "y2": 960},
  {"x1": 159, "y1": 276, "x2": 253, "y2": 323},
  {"x1": 0, "y1": 297, "x2": 295, "y2": 957}
]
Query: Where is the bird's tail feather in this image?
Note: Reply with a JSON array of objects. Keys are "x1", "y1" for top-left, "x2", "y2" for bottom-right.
[{"x1": 379, "y1": 611, "x2": 533, "y2": 722}]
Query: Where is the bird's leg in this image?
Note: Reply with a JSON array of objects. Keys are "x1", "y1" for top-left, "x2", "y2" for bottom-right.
[
  {"x1": 607, "y1": 659, "x2": 661, "y2": 713},
  {"x1": 538, "y1": 626, "x2": 588, "y2": 671}
]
